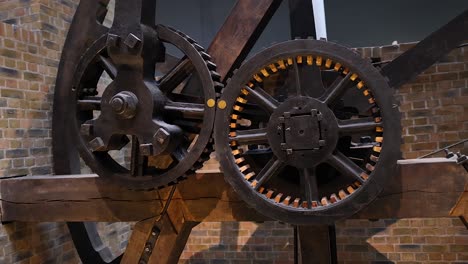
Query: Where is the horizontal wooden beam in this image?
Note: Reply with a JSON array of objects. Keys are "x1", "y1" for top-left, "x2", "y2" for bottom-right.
[{"x1": 1, "y1": 159, "x2": 466, "y2": 222}]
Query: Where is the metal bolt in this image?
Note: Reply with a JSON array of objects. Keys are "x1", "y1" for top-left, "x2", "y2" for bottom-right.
[
  {"x1": 107, "y1": 34, "x2": 120, "y2": 47},
  {"x1": 311, "y1": 109, "x2": 317, "y2": 116},
  {"x1": 80, "y1": 124, "x2": 93, "y2": 136},
  {"x1": 139, "y1": 143, "x2": 153, "y2": 156},
  {"x1": 317, "y1": 113, "x2": 323, "y2": 121},
  {"x1": 89, "y1": 137, "x2": 106, "y2": 152},
  {"x1": 284, "y1": 112, "x2": 291, "y2": 118},
  {"x1": 124, "y1": 33, "x2": 141, "y2": 49},
  {"x1": 110, "y1": 91, "x2": 138, "y2": 119},
  {"x1": 154, "y1": 128, "x2": 170, "y2": 145},
  {"x1": 280, "y1": 143, "x2": 287, "y2": 150},
  {"x1": 278, "y1": 117, "x2": 285, "y2": 123},
  {"x1": 286, "y1": 149, "x2": 293, "y2": 155},
  {"x1": 319, "y1": 140, "x2": 326, "y2": 147},
  {"x1": 110, "y1": 97, "x2": 125, "y2": 112}
]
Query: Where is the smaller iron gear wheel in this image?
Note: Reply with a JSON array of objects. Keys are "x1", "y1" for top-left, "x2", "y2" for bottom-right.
[
  {"x1": 214, "y1": 39, "x2": 400, "y2": 225},
  {"x1": 61, "y1": 25, "x2": 221, "y2": 190}
]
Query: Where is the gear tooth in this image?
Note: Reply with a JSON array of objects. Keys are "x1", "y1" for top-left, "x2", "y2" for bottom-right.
[
  {"x1": 193, "y1": 42, "x2": 204, "y2": 51},
  {"x1": 319, "y1": 37, "x2": 327, "y2": 41},
  {"x1": 200, "y1": 51, "x2": 212, "y2": 60},
  {"x1": 210, "y1": 71, "x2": 221, "y2": 82},
  {"x1": 206, "y1": 60, "x2": 217, "y2": 70}
]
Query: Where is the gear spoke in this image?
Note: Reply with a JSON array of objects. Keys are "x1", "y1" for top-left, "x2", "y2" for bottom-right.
[
  {"x1": 243, "y1": 85, "x2": 279, "y2": 113},
  {"x1": 293, "y1": 60, "x2": 304, "y2": 96},
  {"x1": 164, "y1": 101, "x2": 205, "y2": 120},
  {"x1": 98, "y1": 55, "x2": 117, "y2": 79},
  {"x1": 77, "y1": 96, "x2": 101, "y2": 111},
  {"x1": 172, "y1": 147, "x2": 188, "y2": 163},
  {"x1": 320, "y1": 72, "x2": 353, "y2": 105},
  {"x1": 230, "y1": 128, "x2": 268, "y2": 145},
  {"x1": 252, "y1": 157, "x2": 285, "y2": 190},
  {"x1": 338, "y1": 117, "x2": 382, "y2": 134},
  {"x1": 159, "y1": 58, "x2": 193, "y2": 94},
  {"x1": 326, "y1": 151, "x2": 365, "y2": 183},
  {"x1": 300, "y1": 167, "x2": 319, "y2": 208}
]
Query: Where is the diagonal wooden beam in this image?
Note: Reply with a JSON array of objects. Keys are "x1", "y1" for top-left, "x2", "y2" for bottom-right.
[{"x1": 207, "y1": 0, "x2": 283, "y2": 81}]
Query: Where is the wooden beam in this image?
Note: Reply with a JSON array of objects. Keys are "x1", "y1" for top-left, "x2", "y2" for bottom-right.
[
  {"x1": 206, "y1": 0, "x2": 282, "y2": 81},
  {"x1": 295, "y1": 225, "x2": 337, "y2": 264},
  {"x1": 451, "y1": 184, "x2": 468, "y2": 219},
  {"x1": 355, "y1": 158, "x2": 467, "y2": 219},
  {"x1": 1, "y1": 159, "x2": 466, "y2": 222}
]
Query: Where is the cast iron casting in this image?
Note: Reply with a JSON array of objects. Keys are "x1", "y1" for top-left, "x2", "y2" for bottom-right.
[{"x1": 214, "y1": 39, "x2": 401, "y2": 224}]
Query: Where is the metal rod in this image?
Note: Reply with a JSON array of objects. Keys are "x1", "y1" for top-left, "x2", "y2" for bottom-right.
[{"x1": 418, "y1": 139, "x2": 468, "y2": 159}]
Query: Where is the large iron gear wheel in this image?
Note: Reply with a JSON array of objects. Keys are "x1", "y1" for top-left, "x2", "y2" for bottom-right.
[
  {"x1": 63, "y1": 24, "x2": 220, "y2": 190},
  {"x1": 214, "y1": 39, "x2": 401, "y2": 225}
]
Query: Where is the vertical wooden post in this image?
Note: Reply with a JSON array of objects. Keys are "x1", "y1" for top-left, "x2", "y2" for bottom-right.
[{"x1": 295, "y1": 225, "x2": 338, "y2": 264}]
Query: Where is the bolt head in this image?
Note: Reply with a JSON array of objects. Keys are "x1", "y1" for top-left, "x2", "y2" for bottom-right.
[
  {"x1": 139, "y1": 143, "x2": 153, "y2": 156},
  {"x1": 319, "y1": 140, "x2": 326, "y2": 147},
  {"x1": 89, "y1": 137, "x2": 106, "y2": 152},
  {"x1": 154, "y1": 128, "x2": 170, "y2": 145},
  {"x1": 124, "y1": 33, "x2": 141, "y2": 49},
  {"x1": 110, "y1": 97, "x2": 125, "y2": 112},
  {"x1": 107, "y1": 34, "x2": 120, "y2": 47},
  {"x1": 286, "y1": 149, "x2": 293, "y2": 155},
  {"x1": 80, "y1": 124, "x2": 93, "y2": 136}
]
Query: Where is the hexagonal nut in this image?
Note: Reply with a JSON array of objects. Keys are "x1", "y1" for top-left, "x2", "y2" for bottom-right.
[
  {"x1": 107, "y1": 34, "x2": 120, "y2": 47},
  {"x1": 89, "y1": 137, "x2": 106, "y2": 152},
  {"x1": 124, "y1": 33, "x2": 141, "y2": 49},
  {"x1": 139, "y1": 143, "x2": 153, "y2": 156},
  {"x1": 154, "y1": 128, "x2": 170, "y2": 145},
  {"x1": 319, "y1": 140, "x2": 326, "y2": 147},
  {"x1": 80, "y1": 124, "x2": 93, "y2": 136}
]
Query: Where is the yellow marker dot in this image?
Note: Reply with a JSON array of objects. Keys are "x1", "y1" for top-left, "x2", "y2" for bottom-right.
[
  {"x1": 217, "y1": 100, "x2": 227, "y2": 109},
  {"x1": 207, "y1": 99, "x2": 216, "y2": 108}
]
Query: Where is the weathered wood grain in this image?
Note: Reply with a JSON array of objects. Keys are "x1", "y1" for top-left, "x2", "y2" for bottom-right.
[{"x1": 1, "y1": 159, "x2": 466, "y2": 222}]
